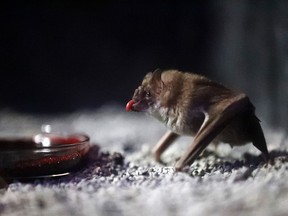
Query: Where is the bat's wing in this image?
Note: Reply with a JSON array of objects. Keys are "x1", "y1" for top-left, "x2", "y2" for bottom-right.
[
  {"x1": 175, "y1": 93, "x2": 253, "y2": 171},
  {"x1": 248, "y1": 115, "x2": 270, "y2": 161}
]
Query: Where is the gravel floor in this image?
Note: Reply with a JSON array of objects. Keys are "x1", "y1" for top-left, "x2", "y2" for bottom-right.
[{"x1": 0, "y1": 105, "x2": 288, "y2": 216}]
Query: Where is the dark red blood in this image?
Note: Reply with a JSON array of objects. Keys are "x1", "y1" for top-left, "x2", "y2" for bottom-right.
[
  {"x1": 50, "y1": 136, "x2": 82, "y2": 144},
  {"x1": 126, "y1": 100, "x2": 135, "y2": 112},
  {"x1": 10, "y1": 146, "x2": 90, "y2": 177}
]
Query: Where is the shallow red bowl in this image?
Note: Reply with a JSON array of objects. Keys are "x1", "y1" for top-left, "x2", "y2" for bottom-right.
[{"x1": 0, "y1": 133, "x2": 90, "y2": 179}]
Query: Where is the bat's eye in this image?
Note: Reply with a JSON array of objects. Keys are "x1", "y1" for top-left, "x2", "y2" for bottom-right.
[{"x1": 145, "y1": 91, "x2": 151, "y2": 98}]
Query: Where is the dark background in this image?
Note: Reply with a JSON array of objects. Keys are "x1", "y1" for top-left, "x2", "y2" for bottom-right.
[{"x1": 0, "y1": 1, "x2": 288, "y2": 128}]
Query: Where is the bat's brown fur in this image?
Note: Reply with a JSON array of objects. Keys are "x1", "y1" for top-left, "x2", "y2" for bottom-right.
[{"x1": 130, "y1": 69, "x2": 269, "y2": 170}]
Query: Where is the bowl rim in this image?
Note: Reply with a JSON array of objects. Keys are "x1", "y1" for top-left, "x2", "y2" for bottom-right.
[{"x1": 0, "y1": 133, "x2": 90, "y2": 151}]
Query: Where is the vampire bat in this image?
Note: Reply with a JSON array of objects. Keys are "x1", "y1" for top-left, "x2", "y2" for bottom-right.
[{"x1": 126, "y1": 69, "x2": 270, "y2": 171}]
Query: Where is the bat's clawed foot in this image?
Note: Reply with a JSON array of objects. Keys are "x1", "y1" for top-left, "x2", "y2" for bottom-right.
[
  {"x1": 261, "y1": 152, "x2": 273, "y2": 166},
  {"x1": 265, "y1": 156, "x2": 275, "y2": 167},
  {"x1": 262, "y1": 152, "x2": 270, "y2": 162},
  {"x1": 174, "y1": 164, "x2": 184, "y2": 172},
  {"x1": 151, "y1": 149, "x2": 167, "y2": 165},
  {"x1": 174, "y1": 158, "x2": 188, "y2": 172},
  {"x1": 151, "y1": 148, "x2": 162, "y2": 162}
]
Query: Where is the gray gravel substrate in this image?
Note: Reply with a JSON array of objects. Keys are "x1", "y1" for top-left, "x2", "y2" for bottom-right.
[{"x1": 0, "y1": 105, "x2": 287, "y2": 216}]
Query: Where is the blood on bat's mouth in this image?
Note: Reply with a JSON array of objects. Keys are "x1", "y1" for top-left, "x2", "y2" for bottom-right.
[
  {"x1": 126, "y1": 99, "x2": 148, "y2": 112},
  {"x1": 126, "y1": 100, "x2": 136, "y2": 112}
]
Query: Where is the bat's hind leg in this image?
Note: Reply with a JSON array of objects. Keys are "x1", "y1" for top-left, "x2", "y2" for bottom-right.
[{"x1": 152, "y1": 131, "x2": 179, "y2": 163}]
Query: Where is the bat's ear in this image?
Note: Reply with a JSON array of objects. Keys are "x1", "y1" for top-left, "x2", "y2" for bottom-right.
[
  {"x1": 144, "y1": 69, "x2": 162, "y2": 82},
  {"x1": 151, "y1": 69, "x2": 162, "y2": 80},
  {"x1": 151, "y1": 69, "x2": 165, "y2": 88},
  {"x1": 144, "y1": 72, "x2": 153, "y2": 80}
]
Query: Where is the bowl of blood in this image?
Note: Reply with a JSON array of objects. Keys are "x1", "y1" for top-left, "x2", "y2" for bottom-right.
[{"x1": 0, "y1": 133, "x2": 90, "y2": 179}]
